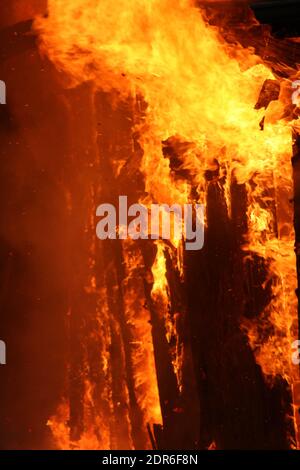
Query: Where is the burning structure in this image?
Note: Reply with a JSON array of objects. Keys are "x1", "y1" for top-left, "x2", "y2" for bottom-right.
[{"x1": 0, "y1": 0, "x2": 300, "y2": 450}]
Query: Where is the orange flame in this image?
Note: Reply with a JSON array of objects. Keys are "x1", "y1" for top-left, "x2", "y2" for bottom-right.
[{"x1": 35, "y1": 0, "x2": 300, "y2": 448}]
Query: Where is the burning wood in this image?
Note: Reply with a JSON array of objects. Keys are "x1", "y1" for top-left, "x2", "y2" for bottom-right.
[
  {"x1": 0, "y1": 0, "x2": 299, "y2": 452},
  {"x1": 32, "y1": 0, "x2": 300, "y2": 449}
]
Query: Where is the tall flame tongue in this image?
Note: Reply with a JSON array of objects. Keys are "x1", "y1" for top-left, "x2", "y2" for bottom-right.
[{"x1": 36, "y1": 0, "x2": 299, "y2": 448}]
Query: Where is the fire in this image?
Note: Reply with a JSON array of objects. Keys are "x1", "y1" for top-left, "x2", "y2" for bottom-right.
[
  {"x1": 151, "y1": 241, "x2": 184, "y2": 391},
  {"x1": 122, "y1": 240, "x2": 162, "y2": 425},
  {"x1": 35, "y1": 0, "x2": 299, "y2": 449}
]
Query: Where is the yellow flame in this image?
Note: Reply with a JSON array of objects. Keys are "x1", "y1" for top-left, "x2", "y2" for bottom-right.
[{"x1": 36, "y1": 0, "x2": 299, "y2": 447}]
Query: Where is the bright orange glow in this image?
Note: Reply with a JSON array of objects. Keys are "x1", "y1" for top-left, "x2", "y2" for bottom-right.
[{"x1": 35, "y1": 0, "x2": 300, "y2": 449}]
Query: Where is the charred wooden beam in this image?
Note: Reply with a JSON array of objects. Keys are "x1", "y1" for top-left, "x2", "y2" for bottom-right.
[
  {"x1": 141, "y1": 242, "x2": 186, "y2": 450},
  {"x1": 185, "y1": 172, "x2": 293, "y2": 449},
  {"x1": 95, "y1": 92, "x2": 150, "y2": 450}
]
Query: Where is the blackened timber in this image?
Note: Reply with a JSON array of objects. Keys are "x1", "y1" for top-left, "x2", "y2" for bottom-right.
[
  {"x1": 95, "y1": 92, "x2": 149, "y2": 450},
  {"x1": 104, "y1": 260, "x2": 134, "y2": 449},
  {"x1": 185, "y1": 171, "x2": 291, "y2": 448},
  {"x1": 164, "y1": 246, "x2": 201, "y2": 449},
  {"x1": 141, "y1": 242, "x2": 184, "y2": 450}
]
